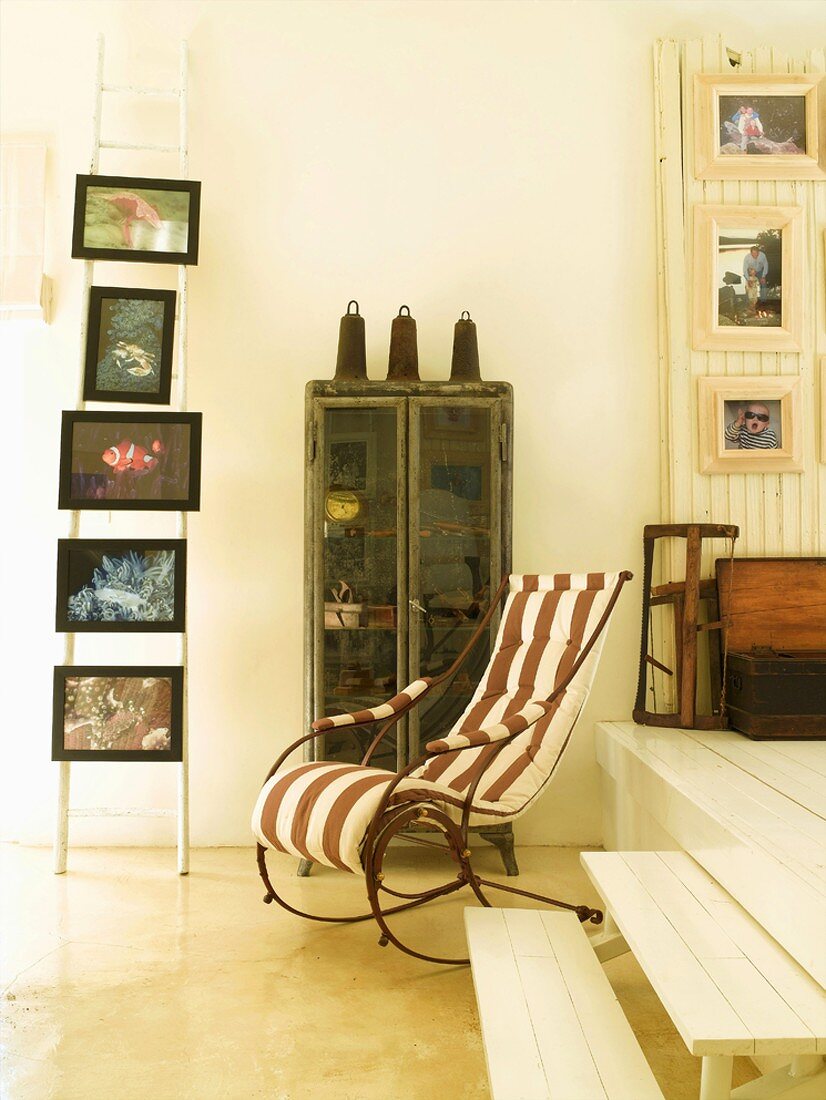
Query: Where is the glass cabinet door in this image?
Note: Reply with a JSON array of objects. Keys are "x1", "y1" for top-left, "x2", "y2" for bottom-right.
[
  {"x1": 408, "y1": 399, "x2": 503, "y2": 758},
  {"x1": 312, "y1": 401, "x2": 406, "y2": 770}
]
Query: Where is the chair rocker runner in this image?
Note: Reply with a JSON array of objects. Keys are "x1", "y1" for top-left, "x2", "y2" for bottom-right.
[{"x1": 252, "y1": 570, "x2": 632, "y2": 965}]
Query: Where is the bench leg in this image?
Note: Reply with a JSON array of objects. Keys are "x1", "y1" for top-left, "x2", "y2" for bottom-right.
[
  {"x1": 590, "y1": 911, "x2": 630, "y2": 962},
  {"x1": 700, "y1": 1055, "x2": 733, "y2": 1100}
]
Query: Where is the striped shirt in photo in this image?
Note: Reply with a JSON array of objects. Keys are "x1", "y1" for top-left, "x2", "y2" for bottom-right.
[{"x1": 725, "y1": 423, "x2": 778, "y2": 449}]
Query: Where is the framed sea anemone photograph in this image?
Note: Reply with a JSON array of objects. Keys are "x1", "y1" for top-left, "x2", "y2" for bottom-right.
[
  {"x1": 83, "y1": 287, "x2": 176, "y2": 404},
  {"x1": 56, "y1": 539, "x2": 186, "y2": 632},
  {"x1": 52, "y1": 666, "x2": 184, "y2": 762},
  {"x1": 57, "y1": 410, "x2": 202, "y2": 511},
  {"x1": 694, "y1": 73, "x2": 825, "y2": 180},
  {"x1": 71, "y1": 175, "x2": 201, "y2": 264}
]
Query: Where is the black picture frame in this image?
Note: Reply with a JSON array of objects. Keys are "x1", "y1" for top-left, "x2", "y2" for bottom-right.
[
  {"x1": 52, "y1": 666, "x2": 184, "y2": 762},
  {"x1": 56, "y1": 539, "x2": 187, "y2": 633},
  {"x1": 71, "y1": 175, "x2": 201, "y2": 265},
  {"x1": 58, "y1": 411, "x2": 202, "y2": 511},
  {"x1": 83, "y1": 287, "x2": 176, "y2": 404}
]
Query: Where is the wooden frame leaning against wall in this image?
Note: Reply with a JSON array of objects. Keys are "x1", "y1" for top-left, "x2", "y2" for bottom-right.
[
  {"x1": 698, "y1": 376, "x2": 804, "y2": 475},
  {"x1": 694, "y1": 72, "x2": 826, "y2": 181},
  {"x1": 692, "y1": 204, "x2": 804, "y2": 352}
]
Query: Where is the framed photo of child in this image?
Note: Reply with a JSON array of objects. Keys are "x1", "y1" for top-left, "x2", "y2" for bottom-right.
[
  {"x1": 698, "y1": 377, "x2": 803, "y2": 474},
  {"x1": 694, "y1": 73, "x2": 825, "y2": 181},
  {"x1": 692, "y1": 205, "x2": 803, "y2": 352}
]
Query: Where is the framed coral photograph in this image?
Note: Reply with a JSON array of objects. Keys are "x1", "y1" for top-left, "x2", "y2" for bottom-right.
[
  {"x1": 71, "y1": 175, "x2": 201, "y2": 264},
  {"x1": 58, "y1": 411, "x2": 202, "y2": 511},
  {"x1": 83, "y1": 287, "x2": 176, "y2": 404},
  {"x1": 698, "y1": 376, "x2": 803, "y2": 474},
  {"x1": 692, "y1": 205, "x2": 803, "y2": 351},
  {"x1": 52, "y1": 666, "x2": 184, "y2": 762},
  {"x1": 56, "y1": 539, "x2": 186, "y2": 632},
  {"x1": 694, "y1": 73, "x2": 825, "y2": 180}
]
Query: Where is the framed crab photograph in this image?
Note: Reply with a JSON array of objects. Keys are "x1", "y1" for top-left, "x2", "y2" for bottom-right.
[
  {"x1": 71, "y1": 175, "x2": 201, "y2": 265},
  {"x1": 692, "y1": 204, "x2": 804, "y2": 352},
  {"x1": 58, "y1": 411, "x2": 202, "y2": 511},
  {"x1": 694, "y1": 73, "x2": 825, "y2": 180},
  {"x1": 56, "y1": 539, "x2": 187, "y2": 633},
  {"x1": 52, "y1": 666, "x2": 184, "y2": 762},
  {"x1": 83, "y1": 287, "x2": 176, "y2": 404}
]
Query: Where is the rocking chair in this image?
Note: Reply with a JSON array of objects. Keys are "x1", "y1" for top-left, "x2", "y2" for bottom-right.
[{"x1": 252, "y1": 570, "x2": 631, "y2": 965}]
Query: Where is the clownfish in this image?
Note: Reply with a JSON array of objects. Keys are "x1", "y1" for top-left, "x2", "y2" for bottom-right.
[{"x1": 101, "y1": 438, "x2": 164, "y2": 473}]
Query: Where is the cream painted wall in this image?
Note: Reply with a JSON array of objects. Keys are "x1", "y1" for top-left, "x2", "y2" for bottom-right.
[{"x1": 2, "y1": 0, "x2": 824, "y2": 849}]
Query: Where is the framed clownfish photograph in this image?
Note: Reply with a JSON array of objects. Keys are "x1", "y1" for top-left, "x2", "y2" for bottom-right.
[
  {"x1": 83, "y1": 286, "x2": 176, "y2": 404},
  {"x1": 58, "y1": 411, "x2": 202, "y2": 511},
  {"x1": 71, "y1": 175, "x2": 201, "y2": 265}
]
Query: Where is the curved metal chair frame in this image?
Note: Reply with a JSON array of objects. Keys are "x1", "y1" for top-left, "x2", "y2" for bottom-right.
[{"x1": 257, "y1": 570, "x2": 632, "y2": 965}]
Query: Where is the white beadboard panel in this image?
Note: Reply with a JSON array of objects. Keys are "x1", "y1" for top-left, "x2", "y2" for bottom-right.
[{"x1": 654, "y1": 35, "x2": 824, "y2": 581}]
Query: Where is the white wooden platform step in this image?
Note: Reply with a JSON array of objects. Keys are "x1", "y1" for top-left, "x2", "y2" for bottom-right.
[
  {"x1": 464, "y1": 908, "x2": 664, "y2": 1100},
  {"x1": 581, "y1": 851, "x2": 826, "y2": 1100},
  {"x1": 595, "y1": 722, "x2": 826, "y2": 987}
]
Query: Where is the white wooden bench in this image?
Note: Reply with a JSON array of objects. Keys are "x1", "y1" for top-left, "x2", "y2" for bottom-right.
[
  {"x1": 464, "y1": 907, "x2": 664, "y2": 1100},
  {"x1": 581, "y1": 850, "x2": 826, "y2": 1100}
]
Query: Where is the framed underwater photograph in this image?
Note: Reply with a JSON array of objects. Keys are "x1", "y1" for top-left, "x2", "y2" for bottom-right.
[
  {"x1": 58, "y1": 411, "x2": 202, "y2": 511},
  {"x1": 694, "y1": 73, "x2": 825, "y2": 180},
  {"x1": 56, "y1": 539, "x2": 186, "y2": 632},
  {"x1": 52, "y1": 666, "x2": 183, "y2": 762},
  {"x1": 71, "y1": 175, "x2": 201, "y2": 264},
  {"x1": 83, "y1": 287, "x2": 176, "y2": 404},
  {"x1": 698, "y1": 376, "x2": 803, "y2": 475},
  {"x1": 692, "y1": 205, "x2": 803, "y2": 352}
]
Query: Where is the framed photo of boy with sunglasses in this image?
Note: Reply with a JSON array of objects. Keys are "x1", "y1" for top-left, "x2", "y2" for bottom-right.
[{"x1": 698, "y1": 376, "x2": 803, "y2": 474}]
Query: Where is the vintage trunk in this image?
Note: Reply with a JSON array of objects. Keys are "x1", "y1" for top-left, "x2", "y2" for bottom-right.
[{"x1": 716, "y1": 557, "x2": 826, "y2": 740}]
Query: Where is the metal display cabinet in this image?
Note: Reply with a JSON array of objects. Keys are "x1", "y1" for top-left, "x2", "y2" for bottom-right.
[{"x1": 303, "y1": 379, "x2": 516, "y2": 874}]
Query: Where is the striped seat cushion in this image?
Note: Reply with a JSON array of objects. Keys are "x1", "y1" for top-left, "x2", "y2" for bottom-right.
[{"x1": 251, "y1": 761, "x2": 513, "y2": 874}]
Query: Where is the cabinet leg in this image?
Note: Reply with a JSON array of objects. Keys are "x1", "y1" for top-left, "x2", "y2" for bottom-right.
[
  {"x1": 479, "y1": 830, "x2": 519, "y2": 876},
  {"x1": 297, "y1": 859, "x2": 314, "y2": 877}
]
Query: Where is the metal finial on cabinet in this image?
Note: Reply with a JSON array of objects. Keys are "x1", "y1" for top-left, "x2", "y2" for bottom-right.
[
  {"x1": 387, "y1": 305, "x2": 420, "y2": 381},
  {"x1": 334, "y1": 300, "x2": 367, "y2": 380}
]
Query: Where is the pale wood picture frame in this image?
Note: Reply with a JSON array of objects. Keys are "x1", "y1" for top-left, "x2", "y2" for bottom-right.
[
  {"x1": 821, "y1": 356, "x2": 826, "y2": 465},
  {"x1": 694, "y1": 73, "x2": 825, "y2": 180},
  {"x1": 692, "y1": 204, "x2": 803, "y2": 352},
  {"x1": 698, "y1": 376, "x2": 803, "y2": 474}
]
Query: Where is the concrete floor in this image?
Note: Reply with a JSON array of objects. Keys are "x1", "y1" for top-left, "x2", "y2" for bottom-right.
[{"x1": 1, "y1": 843, "x2": 758, "y2": 1100}]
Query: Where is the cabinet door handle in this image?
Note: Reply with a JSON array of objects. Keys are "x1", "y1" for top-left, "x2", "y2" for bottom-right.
[{"x1": 409, "y1": 599, "x2": 427, "y2": 615}]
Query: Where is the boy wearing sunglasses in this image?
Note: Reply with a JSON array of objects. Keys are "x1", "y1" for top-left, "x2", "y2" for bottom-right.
[{"x1": 724, "y1": 402, "x2": 778, "y2": 449}]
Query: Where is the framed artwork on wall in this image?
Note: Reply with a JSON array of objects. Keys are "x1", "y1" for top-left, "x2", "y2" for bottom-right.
[
  {"x1": 694, "y1": 73, "x2": 825, "y2": 180},
  {"x1": 56, "y1": 539, "x2": 186, "y2": 632},
  {"x1": 71, "y1": 175, "x2": 201, "y2": 265},
  {"x1": 692, "y1": 205, "x2": 803, "y2": 352},
  {"x1": 52, "y1": 666, "x2": 184, "y2": 762},
  {"x1": 698, "y1": 376, "x2": 803, "y2": 474},
  {"x1": 83, "y1": 287, "x2": 176, "y2": 404},
  {"x1": 57, "y1": 411, "x2": 202, "y2": 511}
]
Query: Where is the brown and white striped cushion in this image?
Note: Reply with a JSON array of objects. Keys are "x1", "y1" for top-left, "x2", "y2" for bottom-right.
[
  {"x1": 311, "y1": 679, "x2": 430, "y2": 732},
  {"x1": 252, "y1": 573, "x2": 622, "y2": 874}
]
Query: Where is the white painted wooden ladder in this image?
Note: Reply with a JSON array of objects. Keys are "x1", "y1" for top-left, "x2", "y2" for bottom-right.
[{"x1": 54, "y1": 35, "x2": 191, "y2": 876}]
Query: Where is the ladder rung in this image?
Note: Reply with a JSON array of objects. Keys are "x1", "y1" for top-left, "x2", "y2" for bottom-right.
[
  {"x1": 102, "y1": 83, "x2": 180, "y2": 97},
  {"x1": 99, "y1": 140, "x2": 179, "y2": 153},
  {"x1": 68, "y1": 808, "x2": 176, "y2": 818}
]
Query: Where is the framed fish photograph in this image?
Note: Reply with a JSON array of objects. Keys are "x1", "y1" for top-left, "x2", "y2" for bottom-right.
[
  {"x1": 52, "y1": 666, "x2": 184, "y2": 762},
  {"x1": 71, "y1": 175, "x2": 201, "y2": 265},
  {"x1": 58, "y1": 411, "x2": 202, "y2": 511},
  {"x1": 694, "y1": 73, "x2": 825, "y2": 180},
  {"x1": 692, "y1": 205, "x2": 803, "y2": 352},
  {"x1": 698, "y1": 376, "x2": 803, "y2": 475},
  {"x1": 56, "y1": 539, "x2": 186, "y2": 633},
  {"x1": 83, "y1": 287, "x2": 176, "y2": 404}
]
